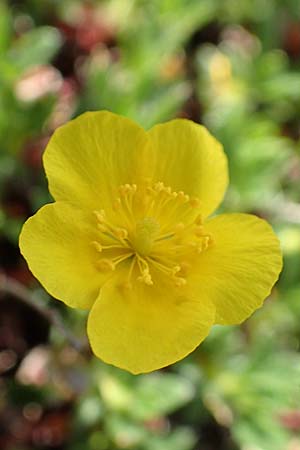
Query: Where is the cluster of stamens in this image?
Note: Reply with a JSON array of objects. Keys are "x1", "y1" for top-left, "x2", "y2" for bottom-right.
[{"x1": 91, "y1": 182, "x2": 214, "y2": 288}]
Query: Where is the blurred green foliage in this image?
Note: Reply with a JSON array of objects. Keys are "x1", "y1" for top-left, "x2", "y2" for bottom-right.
[{"x1": 1, "y1": 1, "x2": 300, "y2": 450}]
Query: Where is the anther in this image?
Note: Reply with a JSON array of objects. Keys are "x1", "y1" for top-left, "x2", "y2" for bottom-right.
[
  {"x1": 138, "y1": 271, "x2": 153, "y2": 286},
  {"x1": 172, "y1": 265, "x2": 181, "y2": 275},
  {"x1": 190, "y1": 197, "x2": 201, "y2": 208},
  {"x1": 174, "y1": 277, "x2": 187, "y2": 287},
  {"x1": 146, "y1": 186, "x2": 154, "y2": 195},
  {"x1": 201, "y1": 239, "x2": 209, "y2": 251},
  {"x1": 202, "y1": 235, "x2": 214, "y2": 249},
  {"x1": 208, "y1": 235, "x2": 215, "y2": 246},
  {"x1": 97, "y1": 259, "x2": 115, "y2": 271},
  {"x1": 91, "y1": 241, "x2": 103, "y2": 252},
  {"x1": 93, "y1": 210, "x2": 106, "y2": 223},
  {"x1": 154, "y1": 182, "x2": 164, "y2": 192},
  {"x1": 195, "y1": 225, "x2": 205, "y2": 237},
  {"x1": 122, "y1": 281, "x2": 132, "y2": 290},
  {"x1": 113, "y1": 198, "x2": 121, "y2": 210},
  {"x1": 119, "y1": 185, "x2": 130, "y2": 195},
  {"x1": 195, "y1": 214, "x2": 203, "y2": 225},
  {"x1": 115, "y1": 228, "x2": 128, "y2": 240},
  {"x1": 190, "y1": 242, "x2": 203, "y2": 254},
  {"x1": 179, "y1": 262, "x2": 190, "y2": 276}
]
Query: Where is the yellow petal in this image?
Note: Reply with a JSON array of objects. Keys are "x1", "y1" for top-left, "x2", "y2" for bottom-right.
[
  {"x1": 190, "y1": 213, "x2": 282, "y2": 325},
  {"x1": 19, "y1": 202, "x2": 108, "y2": 309},
  {"x1": 148, "y1": 119, "x2": 228, "y2": 217},
  {"x1": 87, "y1": 271, "x2": 215, "y2": 374},
  {"x1": 44, "y1": 111, "x2": 150, "y2": 210}
]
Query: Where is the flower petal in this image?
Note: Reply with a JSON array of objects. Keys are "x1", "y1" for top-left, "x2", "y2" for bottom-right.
[
  {"x1": 87, "y1": 271, "x2": 215, "y2": 374},
  {"x1": 190, "y1": 213, "x2": 282, "y2": 325},
  {"x1": 148, "y1": 119, "x2": 228, "y2": 217},
  {"x1": 19, "y1": 202, "x2": 108, "y2": 309},
  {"x1": 44, "y1": 111, "x2": 151, "y2": 210}
]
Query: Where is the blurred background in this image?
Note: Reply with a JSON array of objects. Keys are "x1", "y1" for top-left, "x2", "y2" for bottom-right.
[{"x1": 0, "y1": 1, "x2": 300, "y2": 449}]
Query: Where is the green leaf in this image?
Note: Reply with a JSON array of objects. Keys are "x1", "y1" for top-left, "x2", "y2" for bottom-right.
[
  {"x1": 99, "y1": 371, "x2": 194, "y2": 421},
  {"x1": 0, "y1": 1, "x2": 12, "y2": 54},
  {"x1": 8, "y1": 26, "x2": 62, "y2": 72}
]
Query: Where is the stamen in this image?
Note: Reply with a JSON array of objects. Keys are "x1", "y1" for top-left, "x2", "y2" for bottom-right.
[
  {"x1": 118, "y1": 184, "x2": 137, "y2": 221},
  {"x1": 94, "y1": 208, "x2": 130, "y2": 246},
  {"x1": 136, "y1": 254, "x2": 150, "y2": 272},
  {"x1": 97, "y1": 223, "x2": 107, "y2": 232},
  {"x1": 190, "y1": 197, "x2": 201, "y2": 208},
  {"x1": 179, "y1": 261, "x2": 190, "y2": 276},
  {"x1": 191, "y1": 242, "x2": 203, "y2": 254},
  {"x1": 174, "y1": 277, "x2": 187, "y2": 287},
  {"x1": 113, "y1": 198, "x2": 121, "y2": 210},
  {"x1": 91, "y1": 240, "x2": 129, "y2": 253},
  {"x1": 154, "y1": 232, "x2": 175, "y2": 242},
  {"x1": 195, "y1": 226, "x2": 205, "y2": 237},
  {"x1": 148, "y1": 256, "x2": 186, "y2": 287},
  {"x1": 177, "y1": 191, "x2": 189, "y2": 202},
  {"x1": 97, "y1": 259, "x2": 116, "y2": 271},
  {"x1": 91, "y1": 241, "x2": 103, "y2": 252},
  {"x1": 153, "y1": 182, "x2": 164, "y2": 192},
  {"x1": 148, "y1": 256, "x2": 179, "y2": 276},
  {"x1": 138, "y1": 271, "x2": 153, "y2": 286},
  {"x1": 112, "y1": 253, "x2": 134, "y2": 265},
  {"x1": 93, "y1": 209, "x2": 106, "y2": 223},
  {"x1": 148, "y1": 182, "x2": 175, "y2": 215},
  {"x1": 124, "y1": 256, "x2": 137, "y2": 290},
  {"x1": 96, "y1": 252, "x2": 133, "y2": 272},
  {"x1": 115, "y1": 228, "x2": 128, "y2": 240},
  {"x1": 201, "y1": 235, "x2": 214, "y2": 249},
  {"x1": 195, "y1": 214, "x2": 203, "y2": 225},
  {"x1": 92, "y1": 182, "x2": 213, "y2": 288},
  {"x1": 136, "y1": 255, "x2": 153, "y2": 285}
]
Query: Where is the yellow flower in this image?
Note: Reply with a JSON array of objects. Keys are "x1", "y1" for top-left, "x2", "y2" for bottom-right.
[{"x1": 19, "y1": 111, "x2": 282, "y2": 374}]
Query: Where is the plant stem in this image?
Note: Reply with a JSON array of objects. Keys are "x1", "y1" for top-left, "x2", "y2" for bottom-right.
[{"x1": 0, "y1": 273, "x2": 88, "y2": 354}]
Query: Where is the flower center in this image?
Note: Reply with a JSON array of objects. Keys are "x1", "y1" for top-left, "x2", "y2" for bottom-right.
[
  {"x1": 133, "y1": 217, "x2": 160, "y2": 256},
  {"x1": 91, "y1": 182, "x2": 214, "y2": 288}
]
